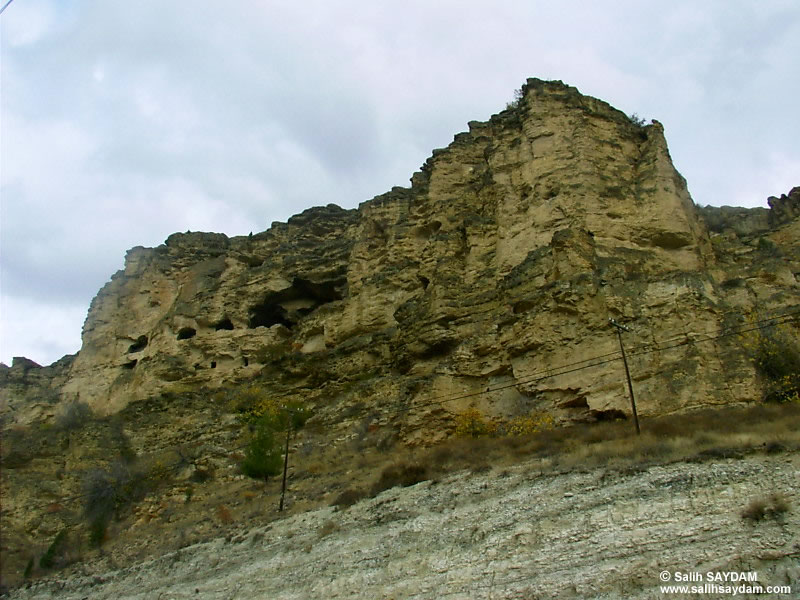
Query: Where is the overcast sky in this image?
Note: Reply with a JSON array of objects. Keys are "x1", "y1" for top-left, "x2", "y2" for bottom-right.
[{"x1": 1, "y1": 0, "x2": 798, "y2": 367}]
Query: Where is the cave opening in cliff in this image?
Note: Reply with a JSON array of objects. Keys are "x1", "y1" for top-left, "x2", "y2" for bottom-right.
[
  {"x1": 177, "y1": 327, "x2": 197, "y2": 340},
  {"x1": 214, "y1": 317, "x2": 234, "y2": 331},
  {"x1": 127, "y1": 335, "x2": 148, "y2": 353},
  {"x1": 248, "y1": 302, "x2": 295, "y2": 329},
  {"x1": 593, "y1": 409, "x2": 627, "y2": 422},
  {"x1": 122, "y1": 359, "x2": 138, "y2": 369},
  {"x1": 247, "y1": 277, "x2": 344, "y2": 329}
]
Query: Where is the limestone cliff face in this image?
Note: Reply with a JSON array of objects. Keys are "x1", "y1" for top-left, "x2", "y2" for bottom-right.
[{"x1": 4, "y1": 79, "x2": 799, "y2": 428}]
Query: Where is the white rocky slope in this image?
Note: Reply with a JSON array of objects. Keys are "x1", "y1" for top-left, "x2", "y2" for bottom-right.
[{"x1": 8, "y1": 454, "x2": 798, "y2": 599}]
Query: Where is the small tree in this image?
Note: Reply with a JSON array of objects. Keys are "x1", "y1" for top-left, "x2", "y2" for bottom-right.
[
  {"x1": 453, "y1": 408, "x2": 498, "y2": 438},
  {"x1": 240, "y1": 413, "x2": 283, "y2": 479},
  {"x1": 742, "y1": 316, "x2": 800, "y2": 403},
  {"x1": 240, "y1": 400, "x2": 312, "y2": 481}
]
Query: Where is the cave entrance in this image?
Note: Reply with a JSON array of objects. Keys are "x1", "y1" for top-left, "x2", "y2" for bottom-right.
[
  {"x1": 214, "y1": 317, "x2": 234, "y2": 331},
  {"x1": 177, "y1": 327, "x2": 197, "y2": 340},
  {"x1": 248, "y1": 276, "x2": 344, "y2": 329},
  {"x1": 128, "y1": 335, "x2": 148, "y2": 353}
]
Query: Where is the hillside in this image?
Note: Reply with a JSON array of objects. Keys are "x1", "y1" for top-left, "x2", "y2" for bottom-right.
[
  {"x1": 1, "y1": 78, "x2": 799, "y2": 594},
  {"x1": 6, "y1": 449, "x2": 799, "y2": 599}
]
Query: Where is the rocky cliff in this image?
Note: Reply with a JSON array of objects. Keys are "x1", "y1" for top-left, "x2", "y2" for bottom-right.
[
  {"x1": 4, "y1": 79, "x2": 798, "y2": 428},
  {"x1": 1, "y1": 79, "x2": 799, "y2": 592}
]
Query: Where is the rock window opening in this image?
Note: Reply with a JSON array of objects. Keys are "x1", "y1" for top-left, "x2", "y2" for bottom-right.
[
  {"x1": 242, "y1": 357, "x2": 249, "y2": 367},
  {"x1": 128, "y1": 335, "x2": 148, "y2": 353},
  {"x1": 122, "y1": 359, "x2": 138, "y2": 369},
  {"x1": 214, "y1": 318, "x2": 234, "y2": 331},
  {"x1": 177, "y1": 327, "x2": 197, "y2": 340},
  {"x1": 210, "y1": 361, "x2": 217, "y2": 369}
]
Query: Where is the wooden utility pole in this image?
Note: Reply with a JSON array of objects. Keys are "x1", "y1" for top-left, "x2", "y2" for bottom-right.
[
  {"x1": 279, "y1": 418, "x2": 292, "y2": 512},
  {"x1": 610, "y1": 319, "x2": 640, "y2": 435}
]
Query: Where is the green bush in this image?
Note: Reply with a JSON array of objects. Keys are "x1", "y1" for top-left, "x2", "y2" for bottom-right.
[
  {"x1": 629, "y1": 113, "x2": 647, "y2": 127},
  {"x1": 23, "y1": 557, "x2": 34, "y2": 579},
  {"x1": 743, "y1": 318, "x2": 800, "y2": 402},
  {"x1": 239, "y1": 400, "x2": 311, "y2": 481},
  {"x1": 240, "y1": 414, "x2": 283, "y2": 480}
]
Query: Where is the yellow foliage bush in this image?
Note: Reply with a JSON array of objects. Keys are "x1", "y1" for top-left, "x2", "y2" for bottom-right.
[
  {"x1": 505, "y1": 412, "x2": 554, "y2": 436},
  {"x1": 454, "y1": 408, "x2": 499, "y2": 438},
  {"x1": 453, "y1": 408, "x2": 554, "y2": 438},
  {"x1": 229, "y1": 385, "x2": 311, "y2": 424}
]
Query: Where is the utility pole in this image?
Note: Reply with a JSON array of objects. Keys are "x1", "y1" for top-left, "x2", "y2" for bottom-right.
[
  {"x1": 609, "y1": 319, "x2": 641, "y2": 435},
  {"x1": 279, "y1": 415, "x2": 292, "y2": 512}
]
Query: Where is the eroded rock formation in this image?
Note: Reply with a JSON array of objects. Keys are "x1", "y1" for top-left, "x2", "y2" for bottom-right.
[
  {"x1": 2, "y1": 77, "x2": 800, "y2": 594},
  {"x1": 2, "y1": 79, "x2": 799, "y2": 429}
]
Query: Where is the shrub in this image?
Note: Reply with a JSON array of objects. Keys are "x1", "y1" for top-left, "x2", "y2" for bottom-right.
[
  {"x1": 239, "y1": 398, "x2": 311, "y2": 481},
  {"x1": 23, "y1": 557, "x2": 34, "y2": 579},
  {"x1": 55, "y1": 401, "x2": 92, "y2": 431},
  {"x1": 370, "y1": 463, "x2": 428, "y2": 497},
  {"x1": 82, "y1": 459, "x2": 154, "y2": 547},
  {"x1": 629, "y1": 113, "x2": 647, "y2": 127},
  {"x1": 215, "y1": 504, "x2": 233, "y2": 524},
  {"x1": 505, "y1": 87, "x2": 524, "y2": 111},
  {"x1": 1, "y1": 426, "x2": 37, "y2": 469},
  {"x1": 742, "y1": 316, "x2": 800, "y2": 402},
  {"x1": 453, "y1": 408, "x2": 498, "y2": 438},
  {"x1": 741, "y1": 493, "x2": 790, "y2": 521},
  {"x1": 505, "y1": 411, "x2": 554, "y2": 436},
  {"x1": 331, "y1": 488, "x2": 366, "y2": 508},
  {"x1": 240, "y1": 415, "x2": 283, "y2": 480},
  {"x1": 191, "y1": 466, "x2": 215, "y2": 483},
  {"x1": 230, "y1": 385, "x2": 313, "y2": 426},
  {"x1": 318, "y1": 520, "x2": 339, "y2": 538}
]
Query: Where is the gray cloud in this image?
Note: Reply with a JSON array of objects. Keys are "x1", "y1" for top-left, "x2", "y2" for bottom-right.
[{"x1": 1, "y1": 0, "x2": 798, "y2": 365}]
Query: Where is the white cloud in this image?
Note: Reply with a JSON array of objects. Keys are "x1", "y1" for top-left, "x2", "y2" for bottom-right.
[
  {"x1": 0, "y1": 295, "x2": 86, "y2": 366},
  {"x1": 1, "y1": 0, "x2": 799, "y2": 365},
  {"x1": 1, "y1": 0, "x2": 56, "y2": 47}
]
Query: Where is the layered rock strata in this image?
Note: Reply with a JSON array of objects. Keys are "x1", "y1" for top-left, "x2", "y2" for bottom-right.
[{"x1": 2, "y1": 79, "x2": 799, "y2": 430}]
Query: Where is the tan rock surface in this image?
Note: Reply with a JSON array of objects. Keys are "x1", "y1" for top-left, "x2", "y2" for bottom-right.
[
  {"x1": 2, "y1": 78, "x2": 799, "y2": 593},
  {"x1": 2, "y1": 79, "x2": 794, "y2": 428}
]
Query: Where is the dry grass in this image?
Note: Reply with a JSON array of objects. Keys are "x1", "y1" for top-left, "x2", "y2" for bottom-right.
[
  {"x1": 10, "y1": 400, "x2": 797, "y2": 590},
  {"x1": 215, "y1": 505, "x2": 233, "y2": 525},
  {"x1": 369, "y1": 463, "x2": 428, "y2": 497},
  {"x1": 331, "y1": 488, "x2": 367, "y2": 509},
  {"x1": 741, "y1": 493, "x2": 791, "y2": 521},
  {"x1": 318, "y1": 520, "x2": 339, "y2": 538},
  {"x1": 418, "y1": 402, "x2": 800, "y2": 478}
]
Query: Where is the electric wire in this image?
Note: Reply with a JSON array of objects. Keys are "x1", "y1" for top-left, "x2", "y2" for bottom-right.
[
  {"x1": 2, "y1": 308, "x2": 797, "y2": 518},
  {"x1": 0, "y1": 0, "x2": 15, "y2": 16}
]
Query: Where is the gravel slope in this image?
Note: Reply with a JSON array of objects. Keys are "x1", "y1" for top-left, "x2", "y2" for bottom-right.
[{"x1": 8, "y1": 454, "x2": 799, "y2": 599}]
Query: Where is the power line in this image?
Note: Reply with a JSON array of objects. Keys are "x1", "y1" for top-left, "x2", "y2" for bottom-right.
[
  {"x1": 0, "y1": 0, "x2": 15, "y2": 16},
  {"x1": 2, "y1": 308, "x2": 797, "y2": 517},
  {"x1": 305, "y1": 308, "x2": 800, "y2": 430}
]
